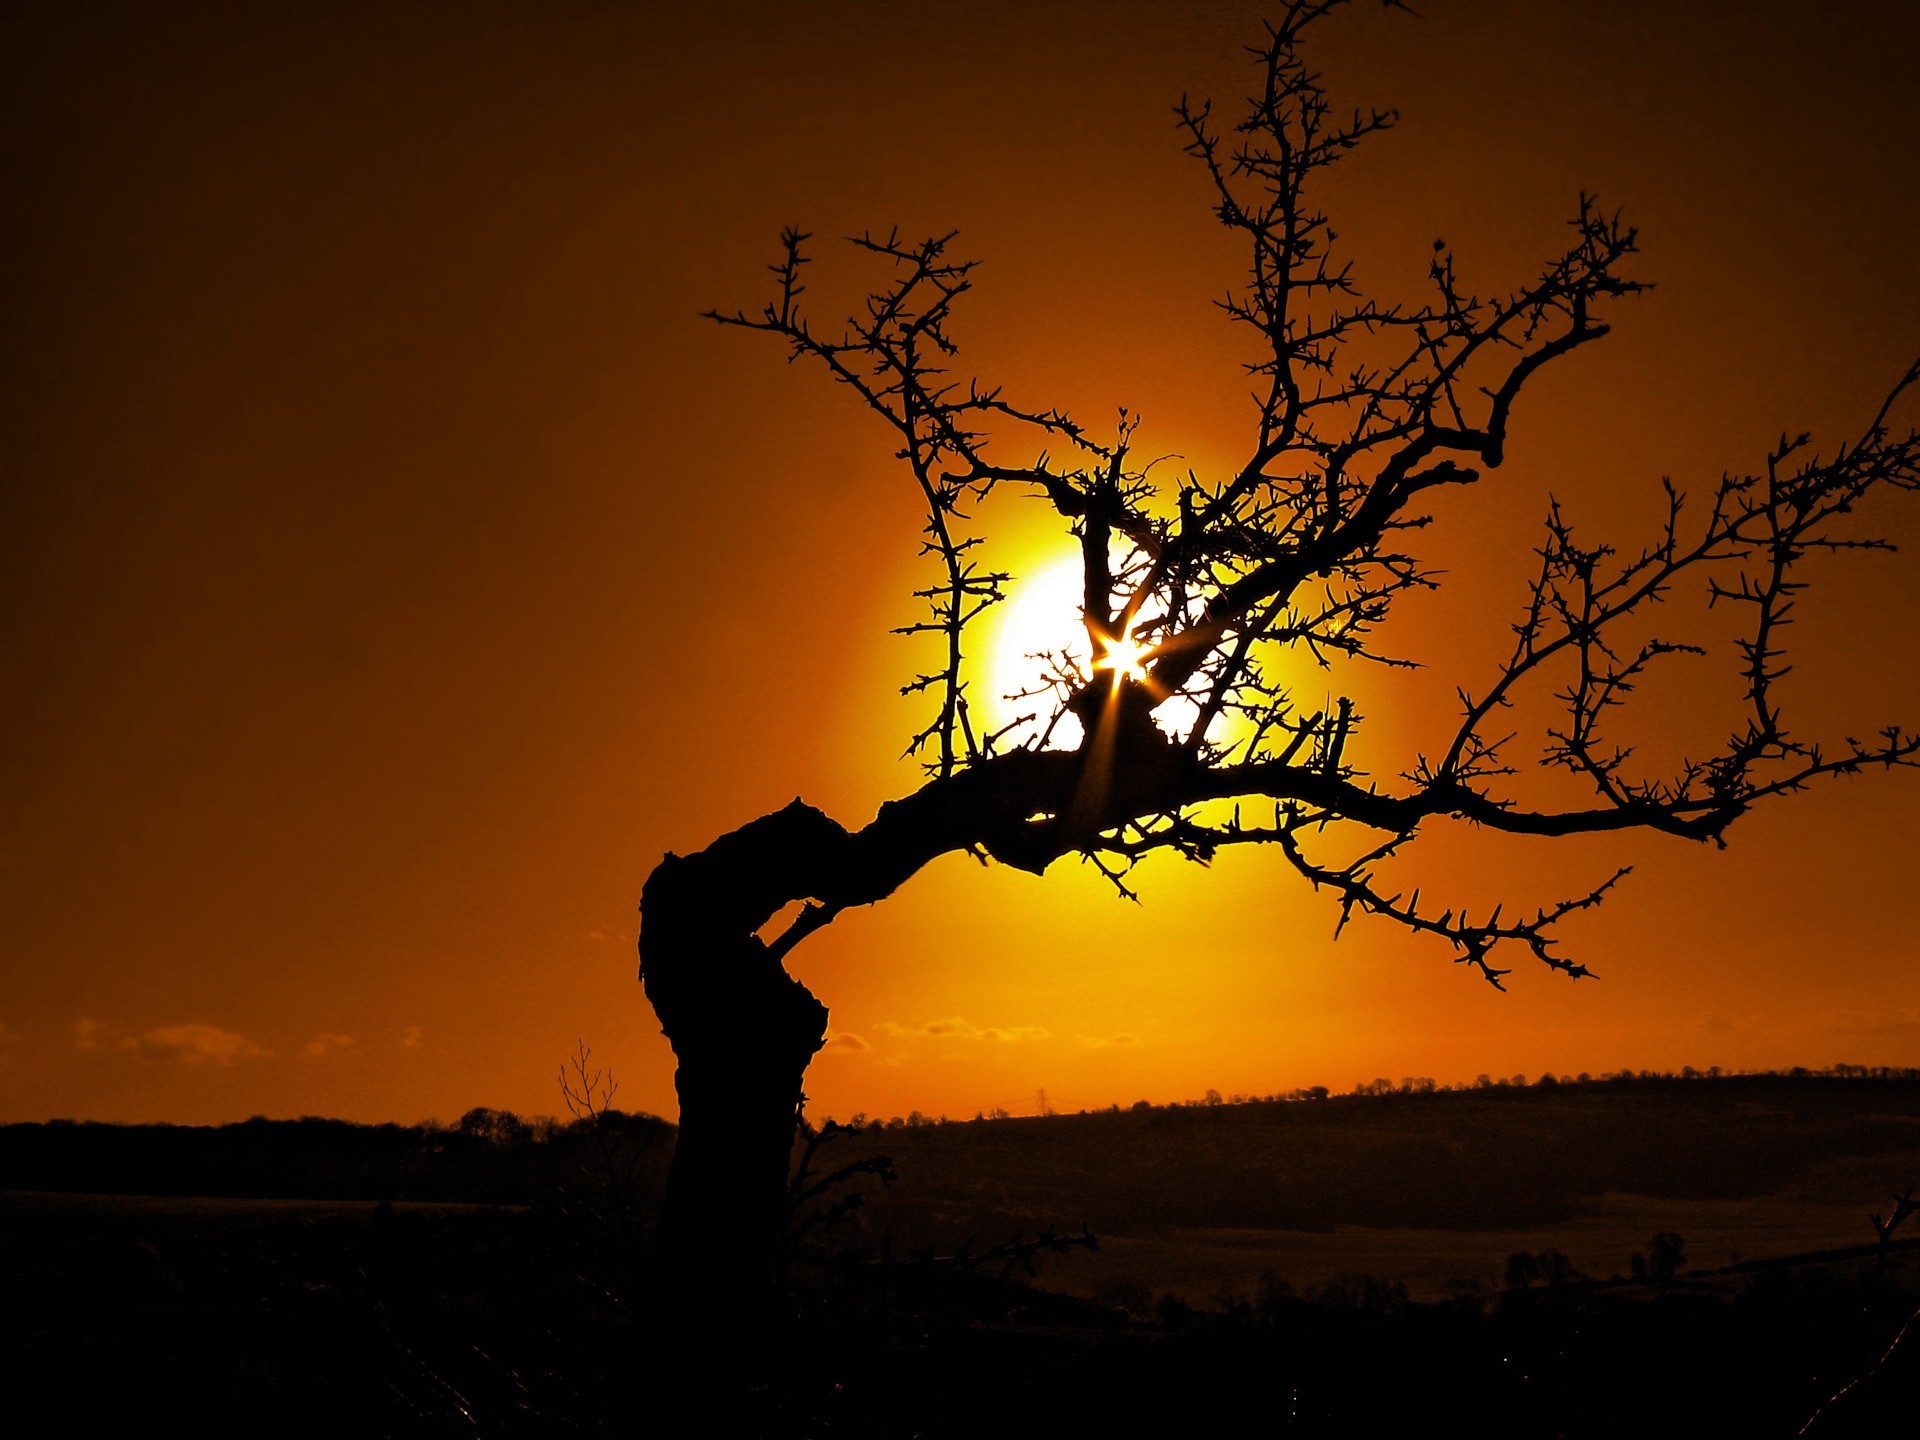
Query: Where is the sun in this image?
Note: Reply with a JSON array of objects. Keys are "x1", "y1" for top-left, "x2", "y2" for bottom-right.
[
  {"x1": 982, "y1": 554, "x2": 1089, "y2": 747},
  {"x1": 981, "y1": 555, "x2": 1167, "y2": 748},
  {"x1": 1093, "y1": 631, "x2": 1152, "y2": 683},
  {"x1": 981, "y1": 552, "x2": 1241, "y2": 752}
]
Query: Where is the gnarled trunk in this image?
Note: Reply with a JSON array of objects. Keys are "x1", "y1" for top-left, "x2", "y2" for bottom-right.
[
  {"x1": 638, "y1": 802, "x2": 848, "y2": 1317},
  {"x1": 649, "y1": 939, "x2": 825, "y2": 1308},
  {"x1": 637, "y1": 740, "x2": 1179, "y2": 1318}
]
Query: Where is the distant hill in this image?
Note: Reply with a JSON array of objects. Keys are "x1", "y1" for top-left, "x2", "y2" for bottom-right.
[
  {"x1": 8, "y1": 1070, "x2": 1919, "y2": 1226},
  {"x1": 7, "y1": 1072, "x2": 1920, "y2": 1303},
  {"x1": 821, "y1": 1071, "x2": 1920, "y2": 1237}
]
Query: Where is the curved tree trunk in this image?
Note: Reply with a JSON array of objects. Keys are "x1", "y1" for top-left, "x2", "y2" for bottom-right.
[
  {"x1": 637, "y1": 734, "x2": 1183, "y2": 1321},
  {"x1": 649, "y1": 939, "x2": 825, "y2": 1309},
  {"x1": 639, "y1": 803, "x2": 843, "y2": 1317}
]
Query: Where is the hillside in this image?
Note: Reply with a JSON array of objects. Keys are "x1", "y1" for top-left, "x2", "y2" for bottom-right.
[
  {"x1": 835, "y1": 1073, "x2": 1920, "y2": 1227},
  {"x1": 8, "y1": 1072, "x2": 1919, "y2": 1299},
  {"x1": 814, "y1": 1072, "x2": 1920, "y2": 1300},
  {"x1": 9, "y1": 1073, "x2": 1920, "y2": 1435}
]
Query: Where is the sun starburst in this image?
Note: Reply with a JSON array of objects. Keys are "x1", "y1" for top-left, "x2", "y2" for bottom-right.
[{"x1": 1094, "y1": 632, "x2": 1152, "y2": 682}]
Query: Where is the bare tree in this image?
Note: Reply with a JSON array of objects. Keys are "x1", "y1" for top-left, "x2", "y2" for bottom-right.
[{"x1": 639, "y1": 0, "x2": 1920, "y2": 1312}]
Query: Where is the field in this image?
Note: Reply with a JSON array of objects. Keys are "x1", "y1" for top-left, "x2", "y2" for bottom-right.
[
  {"x1": 815, "y1": 1074, "x2": 1920, "y2": 1303},
  {"x1": 6, "y1": 1074, "x2": 1920, "y2": 1435}
]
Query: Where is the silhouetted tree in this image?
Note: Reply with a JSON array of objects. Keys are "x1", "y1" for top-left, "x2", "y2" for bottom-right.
[
  {"x1": 639, "y1": 0, "x2": 1920, "y2": 1315},
  {"x1": 455, "y1": 1106, "x2": 529, "y2": 1147},
  {"x1": 1631, "y1": 1230, "x2": 1688, "y2": 1283},
  {"x1": 1505, "y1": 1248, "x2": 1583, "y2": 1291},
  {"x1": 1504, "y1": 1250, "x2": 1542, "y2": 1291}
]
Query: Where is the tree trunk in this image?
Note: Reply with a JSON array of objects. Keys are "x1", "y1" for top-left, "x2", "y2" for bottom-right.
[
  {"x1": 638, "y1": 802, "x2": 842, "y2": 1322},
  {"x1": 635, "y1": 746, "x2": 1177, "y2": 1321},
  {"x1": 649, "y1": 938, "x2": 826, "y2": 1310}
]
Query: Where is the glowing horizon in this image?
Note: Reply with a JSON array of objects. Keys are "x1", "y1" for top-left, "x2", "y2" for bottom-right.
[{"x1": 4, "y1": 0, "x2": 1918, "y2": 1128}]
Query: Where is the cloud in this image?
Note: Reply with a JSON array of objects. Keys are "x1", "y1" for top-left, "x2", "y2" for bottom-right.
[
  {"x1": 121, "y1": 1023, "x2": 270, "y2": 1066},
  {"x1": 400, "y1": 1025, "x2": 425, "y2": 1049},
  {"x1": 303, "y1": 1033, "x2": 356, "y2": 1058},
  {"x1": 74, "y1": 1018, "x2": 106, "y2": 1051},
  {"x1": 0, "y1": 1020, "x2": 22, "y2": 1045},
  {"x1": 1074, "y1": 1033, "x2": 1136, "y2": 1048},
  {"x1": 822, "y1": 1032, "x2": 870, "y2": 1053},
  {"x1": 584, "y1": 929, "x2": 606, "y2": 942},
  {"x1": 1814, "y1": 1006, "x2": 1920, "y2": 1040},
  {"x1": 879, "y1": 1017, "x2": 1052, "y2": 1043}
]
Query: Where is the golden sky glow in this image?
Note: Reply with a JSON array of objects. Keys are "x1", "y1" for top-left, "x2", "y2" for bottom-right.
[{"x1": 4, "y1": 0, "x2": 1920, "y2": 1127}]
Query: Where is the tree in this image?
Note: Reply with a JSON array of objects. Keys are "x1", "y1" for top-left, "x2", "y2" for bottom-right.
[{"x1": 638, "y1": 0, "x2": 1920, "y2": 1311}]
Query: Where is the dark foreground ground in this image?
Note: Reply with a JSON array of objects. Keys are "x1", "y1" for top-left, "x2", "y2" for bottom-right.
[{"x1": 6, "y1": 1073, "x2": 1920, "y2": 1436}]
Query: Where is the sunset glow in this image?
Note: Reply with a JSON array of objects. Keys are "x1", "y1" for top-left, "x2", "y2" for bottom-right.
[
  {"x1": 14, "y1": 8, "x2": 1920, "y2": 1429},
  {"x1": 3, "y1": 1, "x2": 1918, "y2": 1133}
]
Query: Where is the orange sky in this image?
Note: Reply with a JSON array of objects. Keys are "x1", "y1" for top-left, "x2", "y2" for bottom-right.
[{"x1": 5, "y1": 0, "x2": 1920, "y2": 1127}]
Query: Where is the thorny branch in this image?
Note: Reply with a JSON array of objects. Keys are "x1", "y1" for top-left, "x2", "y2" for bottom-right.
[{"x1": 704, "y1": 0, "x2": 1920, "y2": 985}]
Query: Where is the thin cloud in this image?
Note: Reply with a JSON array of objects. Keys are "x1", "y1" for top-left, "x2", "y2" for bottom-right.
[
  {"x1": 879, "y1": 1016, "x2": 1052, "y2": 1043},
  {"x1": 1816, "y1": 1006, "x2": 1920, "y2": 1040},
  {"x1": 822, "y1": 1032, "x2": 871, "y2": 1053},
  {"x1": 1074, "y1": 1033, "x2": 1136, "y2": 1048},
  {"x1": 303, "y1": 1033, "x2": 357, "y2": 1058},
  {"x1": 400, "y1": 1025, "x2": 424, "y2": 1049},
  {"x1": 74, "y1": 1018, "x2": 106, "y2": 1051},
  {"x1": 121, "y1": 1023, "x2": 270, "y2": 1066}
]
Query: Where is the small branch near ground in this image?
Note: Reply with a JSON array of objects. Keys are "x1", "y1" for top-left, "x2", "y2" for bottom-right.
[
  {"x1": 559, "y1": 1038, "x2": 619, "y2": 1122},
  {"x1": 554, "y1": 1040, "x2": 657, "y2": 1268},
  {"x1": 884, "y1": 1222, "x2": 1101, "y2": 1283},
  {"x1": 787, "y1": 1113, "x2": 897, "y2": 1250},
  {"x1": 1798, "y1": 1185, "x2": 1920, "y2": 1437}
]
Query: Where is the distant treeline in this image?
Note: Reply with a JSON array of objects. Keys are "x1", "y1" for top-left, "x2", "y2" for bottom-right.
[
  {"x1": 831, "y1": 1064, "x2": 1920, "y2": 1130},
  {"x1": 0, "y1": 1107, "x2": 673, "y2": 1204},
  {"x1": 7, "y1": 1067, "x2": 1919, "y2": 1207}
]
